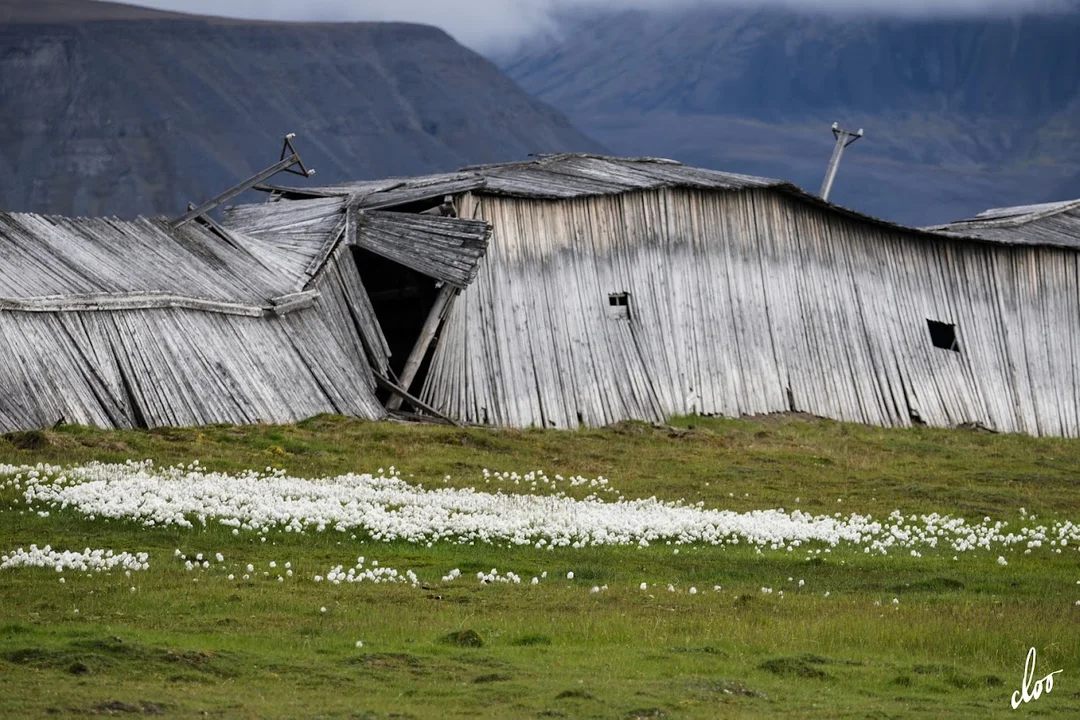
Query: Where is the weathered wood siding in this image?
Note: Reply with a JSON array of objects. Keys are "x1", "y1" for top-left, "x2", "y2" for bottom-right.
[
  {"x1": 423, "y1": 187, "x2": 1080, "y2": 436},
  {"x1": 0, "y1": 210, "x2": 388, "y2": 432},
  {"x1": 0, "y1": 304, "x2": 385, "y2": 432}
]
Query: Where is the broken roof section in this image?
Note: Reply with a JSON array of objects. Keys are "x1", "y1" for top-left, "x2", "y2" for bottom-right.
[
  {"x1": 0, "y1": 211, "x2": 393, "y2": 431},
  {"x1": 225, "y1": 197, "x2": 492, "y2": 289},
  {"x1": 257, "y1": 153, "x2": 779, "y2": 204},
  {"x1": 927, "y1": 199, "x2": 1080, "y2": 249},
  {"x1": 0, "y1": 212, "x2": 323, "y2": 315},
  {"x1": 258, "y1": 153, "x2": 1080, "y2": 251}
]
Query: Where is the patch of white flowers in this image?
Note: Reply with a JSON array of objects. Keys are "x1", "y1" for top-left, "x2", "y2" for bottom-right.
[
  {"x1": 321, "y1": 557, "x2": 418, "y2": 587},
  {"x1": 478, "y1": 568, "x2": 522, "y2": 584},
  {"x1": 1, "y1": 545, "x2": 148, "y2": 573},
  {"x1": 3, "y1": 462, "x2": 1079, "y2": 558}
]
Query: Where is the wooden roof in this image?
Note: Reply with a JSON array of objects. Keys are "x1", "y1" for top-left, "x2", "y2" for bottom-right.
[
  {"x1": 927, "y1": 199, "x2": 1080, "y2": 249},
  {"x1": 260, "y1": 153, "x2": 1080, "y2": 250},
  {"x1": 0, "y1": 213, "x2": 326, "y2": 316}
]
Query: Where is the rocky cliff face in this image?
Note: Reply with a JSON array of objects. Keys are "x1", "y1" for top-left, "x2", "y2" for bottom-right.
[
  {"x1": 0, "y1": 1, "x2": 603, "y2": 217},
  {"x1": 498, "y1": 7, "x2": 1080, "y2": 225}
]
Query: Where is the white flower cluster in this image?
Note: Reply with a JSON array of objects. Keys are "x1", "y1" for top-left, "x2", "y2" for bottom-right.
[
  {"x1": 1, "y1": 545, "x2": 149, "y2": 573},
  {"x1": 4, "y1": 462, "x2": 1079, "y2": 558},
  {"x1": 476, "y1": 568, "x2": 522, "y2": 584},
  {"x1": 316, "y1": 557, "x2": 418, "y2": 587},
  {"x1": 480, "y1": 469, "x2": 617, "y2": 497}
]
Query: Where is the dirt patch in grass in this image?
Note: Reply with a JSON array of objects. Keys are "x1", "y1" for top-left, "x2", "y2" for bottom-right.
[
  {"x1": 689, "y1": 679, "x2": 766, "y2": 699},
  {"x1": 511, "y1": 634, "x2": 552, "y2": 647},
  {"x1": 3, "y1": 637, "x2": 235, "y2": 679},
  {"x1": 889, "y1": 577, "x2": 965, "y2": 594},
  {"x1": 348, "y1": 653, "x2": 426, "y2": 673},
  {"x1": 4, "y1": 430, "x2": 73, "y2": 450},
  {"x1": 759, "y1": 656, "x2": 832, "y2": 680},
  {"x1": 555, "y1": 689, "x2": 594, "y2": 700},
  {"x1": 80, "y1": 700, "x2": 169, "y2": 715},
  {"x1": 670, "y1": 645, "x2": 727, "y2": 658},
  {"x1": 473, "y1": 673, "x2": 511, "y2": 683},
  {"x1": 439, "y1": 630, "x2": 483, "y2": 648}
]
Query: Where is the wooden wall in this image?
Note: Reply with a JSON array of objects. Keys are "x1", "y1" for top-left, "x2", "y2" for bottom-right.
[
  {"x1": 422, "y1": 187, "x2": 1080, "y2": 436},
  {"x1": 0, "y1": 259, "x2": 385, "y2": 432}
]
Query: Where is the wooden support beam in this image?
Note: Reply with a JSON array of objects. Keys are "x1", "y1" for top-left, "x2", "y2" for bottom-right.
[
  {"x1": 372, "y1": 372, "x2": 461, "y2": 426},
  {"x1": 387, "y1": 283, "x2": 457, "y2": 411},
  {"x1": 172, "y1": 155, "x2": 303, "y2": 228},
  {"x1": 172, "y1": 133, "x2": 315, "y2": 228}
]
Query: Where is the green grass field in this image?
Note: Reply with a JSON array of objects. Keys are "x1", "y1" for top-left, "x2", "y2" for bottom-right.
[{"x1": 1, "y1": 414, "x2": 1078, "y2": 718}]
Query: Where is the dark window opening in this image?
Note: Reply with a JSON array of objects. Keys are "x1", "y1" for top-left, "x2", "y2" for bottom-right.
[
  {"x1": 608, "y1": 292, "x2": 630, "y2": 319},
  {"x1": 927, "y1": 319, "x2": 960, "y2": 353},
  {"x1": 351, "y1": 246, "x2": 442, "y2": 403}
]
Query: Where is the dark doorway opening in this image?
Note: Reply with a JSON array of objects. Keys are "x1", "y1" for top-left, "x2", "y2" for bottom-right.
[{"x1": 351, "y1": 246, "x2": 442, "y2": 404}]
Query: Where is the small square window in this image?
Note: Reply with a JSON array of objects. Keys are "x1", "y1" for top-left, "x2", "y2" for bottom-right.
[
  {"x1": 927, "y1": 319, "x2": 960, "y2": 353},
  {"x1": 607, "y1": 292, "x2": 630, "y2": 319}
]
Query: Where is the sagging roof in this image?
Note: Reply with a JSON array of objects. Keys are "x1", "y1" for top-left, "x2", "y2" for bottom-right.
[
  {"x1": 257, "y1": 153, "x2": 1080, "y2": 252},
  {"x1": 926, "y1": 199, "x2": 1080, "y2": 249},
  {"x1": 258, "y1": 154, "x2": 779, "y2": 205},
  {"x1": 224, "y1": 198, "x2": 492, "y2": 289},
  {"x1": 0, "y1": 213, "x2": 326, "y2": 316}
]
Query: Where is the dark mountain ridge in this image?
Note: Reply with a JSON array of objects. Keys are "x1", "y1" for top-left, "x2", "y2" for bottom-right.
[
  {"x1": 0, "y1": 0, "x2": 603, "y2": 218},
  {"x1": 499, "y1": 6, "x2": 1080, "y2": 225}
]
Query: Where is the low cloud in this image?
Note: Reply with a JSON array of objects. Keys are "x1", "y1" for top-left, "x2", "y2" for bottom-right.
[{"x1": 125, "y1": 0, "x2": 1078, "y2": 49}]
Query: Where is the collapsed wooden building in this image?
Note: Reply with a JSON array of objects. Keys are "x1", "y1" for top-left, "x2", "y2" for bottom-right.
[
  {"x1": 4, "y1": 153, "x2": 1079, "y2": 437},
  {"x1": 230, "y1": 154, "x2": 1080, "y2": 437},
  {"x1": 0, "y1": 208, "x2": 488, "y2": 432}
]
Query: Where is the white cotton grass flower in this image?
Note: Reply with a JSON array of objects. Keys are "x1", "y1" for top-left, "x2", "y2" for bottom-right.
[
  {"x1": 566, "y1": 572, "x2": 574, "y2": 580},
  {"x1": 320, "y1": 607, "x2": 327, "y2": 613},
  {"x1": 591, "y1": 586, "x2": 600, "y2": 593},
  {"x1": 998, "y1": 556, "x2": 1008, "y2": 566},
  {"x1": 640, "y1": 582, "x2": 648, "y2": 591},
  {"x1": 5, "y1": 462, "x2": 1080, "y2": 562},
  {"x1": 689, "y1": 587, "x2": 697, "y2": 595},
  {"x1": 531, "y1": 577, "x2": 539, "y2": 585},
  {"x1": 0, "y1": 545, "x2": 148, "y2": 574},
  {"x1": 215, "y1": 553, "x2": 224, "y2": 563},
  {"x1": 355, "y1": 640, "x2": 363, "y2": 648}
]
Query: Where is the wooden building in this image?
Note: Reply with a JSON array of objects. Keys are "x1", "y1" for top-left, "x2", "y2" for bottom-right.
[
  {"x1": 242, "y1": 155, "x2": 1080, "y2": 437},
  {"x1": 0, "y1": 209, "x2": 488, "y2": 431}
]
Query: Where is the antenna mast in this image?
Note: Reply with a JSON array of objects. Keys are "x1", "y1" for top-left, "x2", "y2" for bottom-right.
[{"x1": 819, "y1": 122, "x2": 863, "y2": 202}]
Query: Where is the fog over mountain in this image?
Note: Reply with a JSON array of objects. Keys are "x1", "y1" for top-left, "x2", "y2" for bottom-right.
[
  {"x1": 100, "y1": 0, "x2": 1080, "y2": 50},
  {"x1": 496, "y1": 5, "x2": 1080, "y2": 224}
]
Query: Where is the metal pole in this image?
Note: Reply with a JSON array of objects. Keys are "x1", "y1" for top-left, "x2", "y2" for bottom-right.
[{"x1": 819, "y1": 122, "x2": 863, "y2": 202}]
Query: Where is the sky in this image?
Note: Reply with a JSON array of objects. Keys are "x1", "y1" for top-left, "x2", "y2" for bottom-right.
[{"x1": 125, "y1": 0, "x2": 1076, "y2": 49}]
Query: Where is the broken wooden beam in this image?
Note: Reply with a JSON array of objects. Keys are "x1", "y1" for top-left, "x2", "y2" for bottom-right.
[
  {"x1": 373, "y1": 372, "x2": 461, "y2": 426},
  {"x1": 387, "y1": 283, "x2": 457, "y2": 411}
]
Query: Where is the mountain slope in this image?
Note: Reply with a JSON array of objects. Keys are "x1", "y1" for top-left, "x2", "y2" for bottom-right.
[
  {"x1": 499, "y1": 7, "x2": 1080, "y2": 225},
  {"x1": 0, "y1": 0, "x2": 603, "y2": 218}
]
